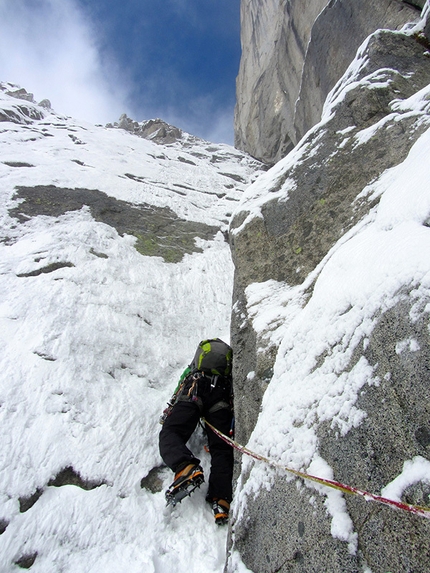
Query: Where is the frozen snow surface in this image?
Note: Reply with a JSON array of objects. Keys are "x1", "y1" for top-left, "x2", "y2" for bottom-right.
[{"x1": 0, "y1": 84, "x2": 262, "y2": 572}]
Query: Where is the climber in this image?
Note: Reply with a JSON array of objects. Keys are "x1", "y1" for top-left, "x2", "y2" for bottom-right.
[{"x1": 159, "y1": 339, "x2": 234, "y2": 525}]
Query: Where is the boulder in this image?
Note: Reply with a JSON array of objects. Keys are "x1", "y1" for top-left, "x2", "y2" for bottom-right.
[{"x1": 38, "y1": 99, "x2": 52, "y2": 110}]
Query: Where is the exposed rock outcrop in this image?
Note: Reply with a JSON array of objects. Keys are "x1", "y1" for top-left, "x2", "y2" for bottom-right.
[
  {"x1": 3, "y1": 86, "x2": 35, "y2": 102},
  {"x1": 109, "y1": 114, "x2": 188, "y2": 145},
  {"x1": 234, "y1": 0, "x2": 422, "y2": 164},
  {"x1": 9, "y1": 185, "x2": 220, "y2": 263},
  {"x1": 228, "y1": 15, "x2": 430, "y2": 573},
  {"x1": 0, "y1": 82, "x2": 52, "y2": 120}
]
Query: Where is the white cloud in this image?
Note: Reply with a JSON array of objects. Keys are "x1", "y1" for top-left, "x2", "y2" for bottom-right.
[
  {"x1": 205, "y1": 108, "x2": 235, "y2": 145},
  {"x1": 0, "y1": 0, "x2": 236, "y2": 143},
  {"x1": 0, "y1": 0, "x2": 131, "y2": 124}
]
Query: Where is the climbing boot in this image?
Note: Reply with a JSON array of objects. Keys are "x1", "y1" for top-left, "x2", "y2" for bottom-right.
[
  {"x1": 212, "y1": 498, "x2": 230, "y2": 525},
  {"x1": 165, "y1": 463, "x2": 204, "y2": 507}
]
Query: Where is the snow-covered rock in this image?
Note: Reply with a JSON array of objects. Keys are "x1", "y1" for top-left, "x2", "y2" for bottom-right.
[
  {"x1": 2, "y1": 3, "x2": 430, "y2": 572},
  {"x1": 228, "y1": 13, "x2": 430, "y2": 573},
  {"x1": 234, "y1": 0, "x2": 422, "y2": 164}
]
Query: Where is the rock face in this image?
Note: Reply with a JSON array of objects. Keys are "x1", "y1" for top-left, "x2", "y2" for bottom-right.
[
  {"x1": 0, "y1": 83, "x2": 45, "y2": 124},
  {"x1": 228, "y1": 14, "x2": 430, "y2": 573},
  {"x1": 109, "y1": 114, "x2": 186, "y2": 145},
  {"x1": 234, "y1": 0, "x2": 422, "y2": 164},
  {"x1": 9, "y1": 185, "x2": 220, "y2": 264}
]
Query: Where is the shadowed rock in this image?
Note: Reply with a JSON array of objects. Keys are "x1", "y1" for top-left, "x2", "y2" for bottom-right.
[
  {"x1": 47, "y1": 466, "x2": 106, "y2": 490},
  {"x1": 18, "y1": 489, "x2": 44, "y2": 513},
  {"x1": 0, "y1": 518, "x2": 9, "y2": 535},
  {"x1": 17, "y1": 262, "x2": 75, "y2": 278},
  {"x1": 15, "y1": 553, "x2": 38, "y2": 569},
  {"x1": 140, "y1": 466, "x2": 168, "y2": 493},
  {"x1": 18, "y1": 467, "x2": 106, "y2": 515}
]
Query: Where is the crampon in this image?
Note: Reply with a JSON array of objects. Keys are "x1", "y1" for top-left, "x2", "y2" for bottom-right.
[
  {"x1": 212, "y1": 498, "x2": 230, "y2": 525},
  {"x1": 165, "y1": 464, "x2": 204, "y2": 507}
]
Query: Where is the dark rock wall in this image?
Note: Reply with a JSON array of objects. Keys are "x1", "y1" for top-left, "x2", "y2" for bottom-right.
[
  {"x1": 294, "y1": 0, "x2": 424, "y2": 142},
  {"x1": 228, "y1": 23, "x2": 430, "y2": 573},
  {"x1": 234, "y1": 0, "x2": 421, "y2": 165}
]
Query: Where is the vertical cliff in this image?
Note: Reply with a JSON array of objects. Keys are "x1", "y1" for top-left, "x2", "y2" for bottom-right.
[
  {"x1": 234, "y1": 0, "x2": 423, "y2": 165},
  {"x1": 229, "y1": 4, "x2": 430, "y2": 572}
]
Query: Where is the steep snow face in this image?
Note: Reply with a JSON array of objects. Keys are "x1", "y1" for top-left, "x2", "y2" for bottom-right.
[{"x1": 0, "y1": 83, "x2": 262, "y2": 572}]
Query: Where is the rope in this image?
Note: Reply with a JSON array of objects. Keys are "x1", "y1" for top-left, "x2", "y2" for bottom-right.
[{"x1": 202, "y1": 418, "x2": 430, "y2": 520}]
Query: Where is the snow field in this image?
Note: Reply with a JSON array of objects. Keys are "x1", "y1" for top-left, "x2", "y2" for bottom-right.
[
  {"x1": 0, "y1": 206, "x2": 234, "y2": 570},
  {"x1": 0, "y1": 87, "x2": 260, "y2": 572}
]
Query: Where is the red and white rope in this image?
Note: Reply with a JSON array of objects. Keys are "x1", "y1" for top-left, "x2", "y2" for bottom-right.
[{"x1": 203, "y1": 418, "x2": 430, "y2": 520}]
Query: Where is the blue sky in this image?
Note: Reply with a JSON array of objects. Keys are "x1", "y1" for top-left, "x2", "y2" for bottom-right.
[{"x1": 0, "y1": 0, "x2": 241, "y2": 143}]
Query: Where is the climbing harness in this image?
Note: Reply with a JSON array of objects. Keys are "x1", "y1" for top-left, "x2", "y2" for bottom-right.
[
  {"x1": 187, "y1": 373, "x2": 200, "y2": 398},
  {"x1": 202, "y1": 418, "x2": 430, "y2": 520},
  {"x1": 160, "y1": 371, "x2": 231, "y2": 424},
  {"x1": 159, "y1": 378, "x2": 186, "y2": 425}
]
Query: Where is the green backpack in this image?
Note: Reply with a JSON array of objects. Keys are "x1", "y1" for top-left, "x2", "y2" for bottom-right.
[
  {"x1": 191, "y1": 338, "x2": 233, "y2": 377},
  {"x1": 159, "y1": 339, "x2": 233, "y2": 424}
]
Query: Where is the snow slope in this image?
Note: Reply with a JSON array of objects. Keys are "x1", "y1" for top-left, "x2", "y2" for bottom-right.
[{"x1": 0, "y1": 84, "x2": 261, "y2": 572}]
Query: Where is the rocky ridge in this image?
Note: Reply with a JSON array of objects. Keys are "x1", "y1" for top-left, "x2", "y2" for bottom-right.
[{"x1": 108, "y1": 114, "x2": 188, "y2": 146}]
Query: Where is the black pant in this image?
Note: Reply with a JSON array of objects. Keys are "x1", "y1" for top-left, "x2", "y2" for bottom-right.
[{"x1": 159, "y1": 376, "x2": 234, "y2": 502}]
